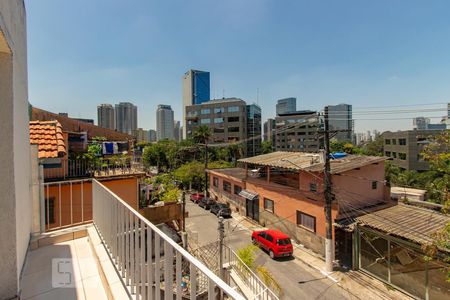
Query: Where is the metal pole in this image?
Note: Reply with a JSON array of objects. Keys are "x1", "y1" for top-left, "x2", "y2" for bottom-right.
[
  {"x1": 324, "y1": 106, "x2": 334, "y2": 273},
  {"x1": 182, "y1": 191, "x2": 186, "y2": 232},
  {"x1": 205, "y1": 143, "x2": 209, "y2": 197},
  {"x1": 218, "y1": 216, "x2": 225, "y2": 280}
]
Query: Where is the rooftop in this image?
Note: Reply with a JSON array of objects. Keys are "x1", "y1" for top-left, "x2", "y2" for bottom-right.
[
  {"x1": 238, "y1": 151, "x2": 388, "y2": 174},
  {"x1": 29, "y1": 120, "x2": 66, "y2": 158},
  {"x1": 208, "y1": 168, "x2": 247, "y2": 181},
  {"x1": 356, "y1": 204, "x2": 450, "y2": 248}
]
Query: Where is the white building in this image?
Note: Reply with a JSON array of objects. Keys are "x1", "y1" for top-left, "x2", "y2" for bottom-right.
[
  {"x1": 156, "y1": 104, "x2": 174, "y2": 140},
  {"x1": 115, "y1": 102, "x2": 137, "y2": 135}
]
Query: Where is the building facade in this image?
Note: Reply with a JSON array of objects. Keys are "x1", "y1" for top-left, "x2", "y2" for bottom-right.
[
  {"x1": 263, "y1": 118, "x2": 276, "y2": 144},
  {"x1": 383, "y1": 129, "x2": 445, "y2": 171},
  {"x1": 148, "y1": 129, "x2": 157, "y2": 142},
  {"x1": 115, "y1": 102, "x2": 137, "y2": 135},
  {"x1": 97, "y1": 104, "x2": 115, "y2": 130},
  {"x1": 182, "y1": 69, "x2": 210, "y2": 139},
  {"x1": 276, "y1": 97, "x2": 296, "y2": 115},
  {"x1": 174, "y1": 120, "x2": 182, "y2": 142},
  {"x1": 275, "y1": 111, "x2": 321, "y2": 152},
  {"x1": 328, "y1": 104, "x2": 353, "y2": 142},
  {"x1": 133, "y1": 128, "x2": 149, "y2": 143},
  {"x1": 156, "y1": 104, "x2": 174, "y2": 141},
  {"x1": 246, "y1": 104, "x2": 262, "y2": 157},
  {"x1": 414, "y1": 116, "x2": 446, "y2": 130}
]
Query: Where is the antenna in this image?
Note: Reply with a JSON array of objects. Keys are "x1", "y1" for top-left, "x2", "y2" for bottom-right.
[
  {"x1": 256, "y1": 88, "x2": 259, "y2": 105},
  {"x1": 222, "y1": 89, "x2": 225, "y2": 98}
]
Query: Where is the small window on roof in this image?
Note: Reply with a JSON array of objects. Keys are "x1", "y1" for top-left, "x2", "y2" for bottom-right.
[{"x1": 309, "y1": 183, "x2": 317, "y2": 192}]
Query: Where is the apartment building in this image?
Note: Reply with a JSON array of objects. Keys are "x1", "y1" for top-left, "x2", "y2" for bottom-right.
[
  {"x1": 97, "y1": 104, "x2": 115, "y2": 129},
  {"x1": 383, "y1": 129, "x2": 445, "y2": 171},
  {"x1": 246, "y1": 104, "x2": 262, "y2": 157},
  {"x1": 208, "y1": 151, "x2": 391, "y2": 267},
  {"x1": 275, "y1": 110, "x2": 322, "y2": 152},
  {"x1": 115, "y1": 102, "x2": 138, "y2": 135},
  {"x1": 186, "y1": 97, "x2": 247, "y2": 145},
  {"x1": 133, "y1": 127, "x2": 150, "y2": 143},
  {"x1": 156, "y1": 104, "x2": 174, "y2": 140}
]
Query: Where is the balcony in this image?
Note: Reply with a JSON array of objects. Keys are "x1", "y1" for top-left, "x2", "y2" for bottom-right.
[{"x1": 21, "y1": 179, "x2": 244, "y2": 300}]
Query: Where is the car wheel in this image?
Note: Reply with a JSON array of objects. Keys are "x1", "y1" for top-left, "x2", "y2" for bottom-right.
[{"x1": 269, "y1": 250, "x2": 275, "y2": 259}]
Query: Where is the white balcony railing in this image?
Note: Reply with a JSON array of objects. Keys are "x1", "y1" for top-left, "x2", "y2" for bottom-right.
[{"x1": 92, "y1": 179, "x2": 245, "y2": 300}]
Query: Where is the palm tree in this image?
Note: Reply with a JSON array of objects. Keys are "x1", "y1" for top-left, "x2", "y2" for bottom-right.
[{"x1": 193, "y1": 125, "x2": 212, "y2": 195}]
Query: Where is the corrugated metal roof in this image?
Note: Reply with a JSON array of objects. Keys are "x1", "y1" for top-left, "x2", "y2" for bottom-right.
[
  {"x1": 356, "y1": 204, "x2": 449, "y2": 247},
  {"x1": 29, "y1": 120, "x2": 66, "y2": 158},
  {"x1": 239, "y1": 190, "x2": 258, "y2": 200},
  {"x1": 238, "y1": 151, "x2": 388, "y2": 174}
]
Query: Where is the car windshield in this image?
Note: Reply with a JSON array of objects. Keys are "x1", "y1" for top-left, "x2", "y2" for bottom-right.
[{"x1": 277, "y1": 238, "x2": 291, "y2": 246}]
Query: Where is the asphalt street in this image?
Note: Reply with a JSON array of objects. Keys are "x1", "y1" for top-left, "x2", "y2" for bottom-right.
[{"x1": 185, "y1": 200, "x2": 351, "y2": 300}]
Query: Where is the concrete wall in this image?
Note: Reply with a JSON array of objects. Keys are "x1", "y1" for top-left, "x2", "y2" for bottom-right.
[
  {"x1": 0, "y1": 1, "x2": 30, "y2": 298},
  {"x1": 209, "y1": 172, "x2": 246, "y2": 215}
]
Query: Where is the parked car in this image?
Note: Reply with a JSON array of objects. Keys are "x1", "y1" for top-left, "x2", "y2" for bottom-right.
[
  {"x1": 190, "y1": 193, "x2": 205, "y2": 203},
  {"x1": 210, "y1": 203, "x2": 232, "y2": 217},
  {"x1": 198, "y1": 197, "x2": 216, "y2": 210},
  {"x1": 251, "y1": 229, "x2": 293, "y2": 259}
]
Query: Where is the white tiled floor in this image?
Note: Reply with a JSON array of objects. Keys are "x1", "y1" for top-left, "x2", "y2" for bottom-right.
[{"x1": 21, "y1": 237, "x2": 108, "y2": 300}]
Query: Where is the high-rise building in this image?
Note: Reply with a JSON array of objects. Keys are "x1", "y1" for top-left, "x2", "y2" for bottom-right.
[
  {"x1": 97, "y1": 104, "x2": 115, "y2": 130},
  {"x1": 174, "y1": 121, "x2": 182, "y2": 142},
  {"x1": 115, "y1": 102, "x2": 137, "y2": 134},
  {"x1": 148, "y1": 129, "x2": 157, "y2": 142},
  {"x1": 414, "y1": 116, "x2": 446, "y2": 130},
  {"x1": 156, "y1": 104, "x2": 174, "y2": 141},
  {"x1": 132, "y1": 128, "x2": 149, "y2": 143},
  {"x1": 275, "y1": 111, "x2": 321, "y2": 152},
  {"x1": 276, "y1": 97, "x2": 296, "y2": 115},
  {"x1": 246, "y1": 104, "x2": 262, "y2": 157},
  {"x1": 186, "y1": 98, "x2": 251, "y2": 154},
  {"x1": 328, "y1": 104, "x2": 353, "y2": 142},
  {"x1": 263, "y1": 118, "x2": 276, "y2": 143},
  {"x1": 182, "y1": 69, "x2": 210, "y2": 139}
]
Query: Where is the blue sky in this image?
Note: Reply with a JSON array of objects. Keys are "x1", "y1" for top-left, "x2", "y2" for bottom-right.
[{"x1": 26, "y1": 0, "x2": 450, "y2": 132}]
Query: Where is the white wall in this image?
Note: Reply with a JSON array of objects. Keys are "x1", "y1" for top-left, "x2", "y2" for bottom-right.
[{"x1": 0, "y1": 1, "x2": 30, "y2": 299}]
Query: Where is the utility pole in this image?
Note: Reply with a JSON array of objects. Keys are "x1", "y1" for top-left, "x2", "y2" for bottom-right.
[
  {"x1": 182, "y1": 190, "x2": 186, "y2": 231},
  {"x1": 218, "y1": 216, "x2": 225, "y2": 280},
  {"x1": 205, "y1": 143, "x2": 209, "y2": 197},
  {"x1": 323, "y1": 106, "x2": 334, "y2": 273}
]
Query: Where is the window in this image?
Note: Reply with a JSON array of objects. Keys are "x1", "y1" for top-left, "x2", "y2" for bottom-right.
[
  {"x1": 228, "y1": 116, "x2": 239, "y2": 122},
  {"x1": 392, "y1": 139, "x2": 397, "y2": 145},
  {"x1": 45, "y1": 197, "x2": 55, "y2": 224},
  {"x1": 214, "y1": 118, "x2": 224, "y2": 124},
  {"x1": 265, "y1": 234, "x2": 273, "y2": 243},
  {"x1": 309, "y1": 183, "x2": 317, "y2": 192},
  {"x1": 385, "y1": 151, "x2": 391, "y2": 157},
  {"x1": 399, "y1": 153, "x2": 407, "y2": 160},
  {"x1": 372, "y1": 181, "x2": 377, "y2": 189},
  {"x1": 200, "y1": 118, "x2": 210, "y2": 124},
  {"x1": 385, "y1": 139, "x2": 391, "y2": 145},
  {"x1": 187, "y1": 111, "x2": 198, "y2": 117},
  {"x1": 223, "y1": 180, "x2": 231, "y2": 193},
  {"x1": 234, "y1": 185, "x2": 242, "y2": 195},
  {"x1": 399, "y1": 138, "x2": 406, "y2": 145},
  {"x1": 214, "y1": 107, "x2": 224, "y2": 113},
  {"x1": 201, "y1": 108, "x2": 210, "y2": 114},
  {"x1": 214, "y1": 127, "x2": 224, "y2": 133},
  {"x1": 296, "y1": 211, "x2": 316, "y2": 232},
  {"x1": 213, "y1": 177, "x2": 219, "y2": 187},
  {"x1": 392, "y1": 152, "x2": 397, "y2": 158},
  {"x1": 228, "y1": 106, "x2": 239, "y2": 113},
  {"x1": 229, "y1": 127, "x2": 240, "y2": 132},
  {"x1": 264, "y1": 198, "x2": 274, "y2": 213}
]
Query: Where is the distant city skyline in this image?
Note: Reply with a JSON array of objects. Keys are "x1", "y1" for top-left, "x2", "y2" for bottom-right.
[{"x1": 26, "y1": 0, "x2": 450, "y2": 133}]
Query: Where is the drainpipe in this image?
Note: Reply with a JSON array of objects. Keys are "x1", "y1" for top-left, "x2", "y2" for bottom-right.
[{"x1": 39, "y1": 162, "x2": 45, "y2": 233}]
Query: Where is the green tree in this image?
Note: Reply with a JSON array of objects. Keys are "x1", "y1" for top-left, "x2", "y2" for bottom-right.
[
  {"x1": 261, "y1": 141, "x2": 273, "y2": 154},
  {"x1": 362, "y1": 136, "x2": 384, "y2": 156},
  {"x1": 192, "y1": 125, "x2": 212, "y2": 193}
]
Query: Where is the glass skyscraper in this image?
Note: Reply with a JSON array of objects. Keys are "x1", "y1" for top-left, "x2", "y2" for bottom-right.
[{"x1": 183, "y1": 69, "x2": 210, "y2": 138}]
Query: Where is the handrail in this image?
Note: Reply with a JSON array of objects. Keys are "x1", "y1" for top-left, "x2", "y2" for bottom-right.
[
  {"x1": 93, "y1": 179, "x2": 245, "y2": 300},
  {"x1": 225, "y1": 245, "x2": 280, "y2": 300}
]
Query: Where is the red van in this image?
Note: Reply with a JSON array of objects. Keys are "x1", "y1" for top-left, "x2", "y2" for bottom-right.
[{"x1": 251, "y1": 229, "x2": 293, "y2": 259}]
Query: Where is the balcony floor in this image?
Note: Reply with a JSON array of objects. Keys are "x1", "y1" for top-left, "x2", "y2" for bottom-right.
[{"x1": 20, "y1": 237, "x2": 108, "y2": 300}]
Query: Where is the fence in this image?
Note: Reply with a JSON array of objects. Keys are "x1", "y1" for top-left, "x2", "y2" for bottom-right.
[
  {"x1": 44, "y1": 158, "x2": 145, "y2": 181},
  {"x1": 224, "y1": 246, "x2": 280, "y2": 300},
  {"x1": 43, "y1": 179, "x2": 93, "y2": 232},
  {"x1": 92, "y1": 179, "x2": 245, "y2": 300}
]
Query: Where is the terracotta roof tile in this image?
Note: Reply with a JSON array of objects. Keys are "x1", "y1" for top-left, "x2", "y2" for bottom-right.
[{"x1": 29, "y1": 120, "x2": 67, "y2": 159}]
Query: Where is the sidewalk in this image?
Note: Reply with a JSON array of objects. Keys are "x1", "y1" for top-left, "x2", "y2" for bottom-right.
[{"x1": 230, "y1": 213, "x2": 412, "y2": 300}]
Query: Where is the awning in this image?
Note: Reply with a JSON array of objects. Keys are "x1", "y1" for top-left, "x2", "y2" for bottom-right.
[{"x1": 239, "y1": 190, "x2": 258, "y2": 200}]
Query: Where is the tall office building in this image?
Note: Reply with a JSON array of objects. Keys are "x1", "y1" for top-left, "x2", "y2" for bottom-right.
[
  {"x1": 115, "y1": 102, "x2": 137, "y2": 135},
  {"x1": 246, "y1": 104, "x2": 262, "y2": 157},
  {"x1": 174, "y1": 121, "x2": 182, "y2": 142},
  {"x1": 328, "y1": 104, "x2": 353, "y2": 142},
  {"x1": 263, "y1": 118, "x2": 276, "y2": 143},
  {"x1": 182, "y1": 69, "x2": 210, "y2": 139},
  {"x1": 97, "y1": 104, "x2": 115, "y2": 130},
  {"x1": 148, "y1": 129, "x2": 157, "y2": 142},
  {"x1": 276, "y1": 97, "x2": 296, "y2": 115},
  {"x1": 156, "y1": 105, "x2": 174, "y2": 141},
  {"x1": 275, "y1": 111, "x2": 321, "y2": 152}
]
